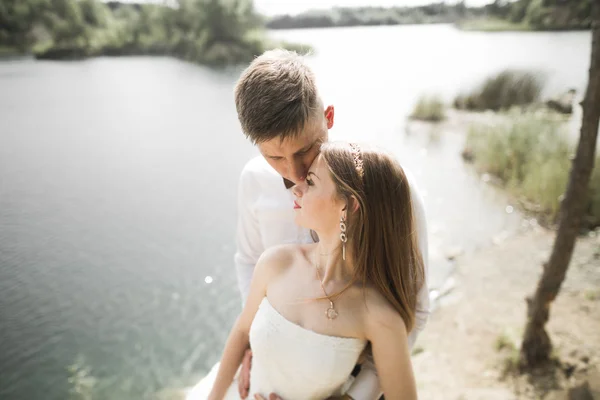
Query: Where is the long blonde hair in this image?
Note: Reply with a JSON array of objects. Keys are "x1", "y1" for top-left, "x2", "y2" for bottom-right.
[{"x1": 320, "y1": 142, "x2": 425, "y2": 332}]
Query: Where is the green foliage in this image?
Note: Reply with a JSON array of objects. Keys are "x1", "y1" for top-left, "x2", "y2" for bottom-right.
[
  {"x1": 525, "y1": 0, "x2": 547, "y2": 28},
  {"x1": 265, "y1": 0, "x2": 592, "y2": 30},
  {"x1": 0, "y1": 45, "x2": 21, "y2": 56},
  {"x1": 267, "y1": 4, "x2": 462, "y2": 29},
  {"x1": 455, "y1": 0, "x2": 592, "y2": 31},
  {"x1": 0, "y1": 0, "x2": 307, "y2": 66},
  {"x1": 464, "y1": 114, "x2": 600, "y2": 227},
  {"x1": 44, "y1": 0, "x2": 90, "y2": 48},
  {"x1": 1, "y1": 0, "x2": 591, "y2": 55},
  {"x1": 509, "y1": 0, "x2": 532, "y2": 23},
  {"x1": 0, "y1": 0, "x2": 50, "y2": 51},
  {"x1": 410, "y1": 95, "x2": 446, "y2": 122},
  {"x1": 515, "y1": 0, "x2": 592, "y2": 30},
  {"x1": 454, "y1": 70, "x2": 545, "y2": 112}
]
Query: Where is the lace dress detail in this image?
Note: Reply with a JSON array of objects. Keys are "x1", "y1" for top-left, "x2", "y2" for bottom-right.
[{"x1": 186, "y1": 297, "x2": 366, "y2": 400}]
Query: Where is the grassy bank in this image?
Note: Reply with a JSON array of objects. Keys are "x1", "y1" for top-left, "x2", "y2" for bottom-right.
[
  {"x1": 454, "y1": 70, "x2": 545, "y2": 112},
  {"x1": 33, "y1": 37, "x2": 311, "y2": 67},
  {"x1": 32, "y1": 27, "x2": 312, "y2": 66},
  {"x1": 410, "y1": 95, "x2": 446, "y2": 122},
  {"x1": 456, "y1": 18, "x2": 531, "y2": 32},
  {"x1": 464, "y1": 114, "x2": 600, "y2": 228},
  {"x1": 0, "y1": 46, "x2": 25, "y2": 57}
]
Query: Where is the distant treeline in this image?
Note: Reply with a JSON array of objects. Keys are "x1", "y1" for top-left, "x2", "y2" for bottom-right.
[
  {"x1": 0, "y1": 0, "x2": 306, "y2": 65},
  {"x1": 266, "y1": 0, "x2": 593, "y2": 31}
]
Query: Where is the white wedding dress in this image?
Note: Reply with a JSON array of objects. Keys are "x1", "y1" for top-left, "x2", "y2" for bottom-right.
[{"x1": 186, "y1": 297, "x2": 367, "y2": 400}]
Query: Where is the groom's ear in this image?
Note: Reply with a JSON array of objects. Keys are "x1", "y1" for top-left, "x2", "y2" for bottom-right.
[{"x1": 325, "y1": 105, "x2": 334, "y2": 129}]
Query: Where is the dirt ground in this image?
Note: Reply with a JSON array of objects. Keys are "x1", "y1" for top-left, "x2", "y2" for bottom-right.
[{"x1": 412, "y1": 227, "x2": 600, "y2": 400}]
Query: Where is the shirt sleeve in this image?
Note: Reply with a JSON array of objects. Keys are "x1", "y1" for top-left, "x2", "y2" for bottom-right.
[
  {"x1": 407, "y1": 177, "x2": 430, "y2": 349},
  {"x1": 233, "y1": 163, "x2": 264, "y2": 304},
  {"x1": 345, "y1": 354, "x2": 381, "y2": 400}
]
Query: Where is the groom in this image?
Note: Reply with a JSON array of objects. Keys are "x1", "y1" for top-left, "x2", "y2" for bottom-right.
[{"x1": 232, "y1": 49, "x2": 430, "y2": 400}]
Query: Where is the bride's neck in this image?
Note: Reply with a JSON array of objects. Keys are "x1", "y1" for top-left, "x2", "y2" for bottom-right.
[{"x1": 312, "y1": 232, "x2": 354, "y2": 285}]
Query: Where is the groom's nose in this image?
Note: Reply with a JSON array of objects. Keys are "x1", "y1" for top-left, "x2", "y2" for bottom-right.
[
  {"x1": 288, "y1": 160, "x2": 307, "y2": 183},
  {"x1": 292, "y1": 181, "x2": 307, "y2": 197}
]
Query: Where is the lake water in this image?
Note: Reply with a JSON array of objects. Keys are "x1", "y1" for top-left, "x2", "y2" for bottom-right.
[{"x1": 0, "y1": 24, "x2": 592, "y2": 399}]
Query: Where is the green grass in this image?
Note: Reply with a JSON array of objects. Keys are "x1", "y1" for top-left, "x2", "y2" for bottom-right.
[
  {"x1": 456, "y1": 18, "x2": 532, "y2": 32},
  {"x1": 0, "y1": 46, "x2": 24, "y2": 56},
  {"x1": 410, "y1": 95, "x2": 446, "y2": 122},
  {"x1": 275, "y1": 40, "x2": 313, "y2": 56},
  {"x1": 455, "y1": 70, "x2": 545, "y2": 112},
  {"x1": 500, "y1": 347, "x2": 522, "y2": 377},
  {"x1": 495, "y1": 330, "x2": 517, "y2": 352},
  {"x1": 493, "y1": 328, "x2": 523, "y2": 377},
  {"x1": 584, "y1": 289, "x2": 599, "y2": 301},
  {"x1": 464, "y1": 114, "x2": 600, "y2": 227}
]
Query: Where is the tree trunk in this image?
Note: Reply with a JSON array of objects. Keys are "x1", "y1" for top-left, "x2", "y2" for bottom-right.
[{"x1": 520, "y1": 4, "x2": 600, "y2": 368}]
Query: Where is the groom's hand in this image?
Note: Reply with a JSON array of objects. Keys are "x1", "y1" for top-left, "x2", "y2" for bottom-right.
[
  {"x1": 253, "y1": 394, "x2": 282, "y2": 400},
  {"x1": 255, "y1": 394, "x2": 350, "y2": 400},
  {"x1": 238, "y1": 349, "x2": 253, "y2": 399}
]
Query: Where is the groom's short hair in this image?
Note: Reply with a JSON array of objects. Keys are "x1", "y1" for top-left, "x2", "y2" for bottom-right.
[{"x1": 234, "y1": 49, "x2": 322, "y2": 144}]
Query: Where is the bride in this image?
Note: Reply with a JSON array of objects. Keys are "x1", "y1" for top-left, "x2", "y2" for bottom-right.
[{"x1": 187, "y1": 142, "x2": 424, "y2": 400}]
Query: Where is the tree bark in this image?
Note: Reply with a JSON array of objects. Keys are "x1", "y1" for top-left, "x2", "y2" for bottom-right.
[{"x1": 520, "y1": 4, "x2": 600, "y2": 368}]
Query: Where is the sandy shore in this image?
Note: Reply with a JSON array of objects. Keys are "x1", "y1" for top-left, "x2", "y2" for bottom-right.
[{"x1": 412, "y1": 227, "x2": 600, "y2": 400}]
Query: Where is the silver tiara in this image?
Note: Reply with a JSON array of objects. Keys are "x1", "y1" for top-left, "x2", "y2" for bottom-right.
[{"x1": 349, "y1": 143, "x2": 364, "y2": 179}]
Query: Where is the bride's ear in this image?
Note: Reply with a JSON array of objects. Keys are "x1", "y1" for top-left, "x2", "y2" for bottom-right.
[
  {"x1": 348, "y1": 196, "x2": 360, "y2": 214},
  {"x1": 340, "y1": 196, "x2": 360, "y2": 216}
]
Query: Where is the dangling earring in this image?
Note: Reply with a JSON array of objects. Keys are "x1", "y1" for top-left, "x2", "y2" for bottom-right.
[{"x1": 340, "y1": 215, "x2": 347, "y2": 261}]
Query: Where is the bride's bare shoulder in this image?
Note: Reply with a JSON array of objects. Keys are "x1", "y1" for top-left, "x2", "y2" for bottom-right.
[
  {"x1": 256, "y1": 243, "x2": 313, "y2": 276},
  {"x1": 361, "y1": 287, "x2": 408, "y2": 337}
]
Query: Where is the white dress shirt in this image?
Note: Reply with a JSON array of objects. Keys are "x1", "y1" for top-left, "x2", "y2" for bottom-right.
[{"x1": 234, "y1": 155, "x2": 430, "y2": 400}]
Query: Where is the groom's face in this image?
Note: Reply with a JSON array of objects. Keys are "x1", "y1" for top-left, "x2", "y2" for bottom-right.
[{"x1": 258, "y1": 106, "x2": 334, "y2": 185}]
